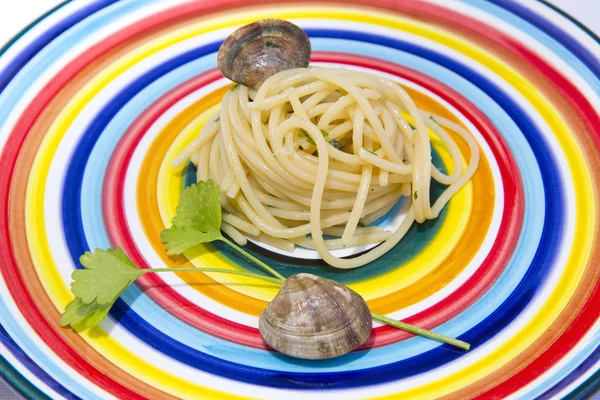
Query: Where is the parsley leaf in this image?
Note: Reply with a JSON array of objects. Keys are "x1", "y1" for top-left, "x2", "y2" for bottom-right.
[
  {"x1": 367, "y1": 149, "x2": 378, "y2": 156},
  {"x1": 229, "y1": 83, "x2": 240, "y2": 91},
  {"x1": 161, "y1": 180, "x2": 223, "y2": 255},
  {"x1": 71, "y1": 248, "x2": 144, "y2": 304},
  {"x1": 414, "y1": 191, "x2": 419, "y2": 200},
  {"x1": 58, "y1": 179, "x2": 469, "y2": 350},
  {"x1": 161, "y1": 226, "x2": 221, "y2": 255},
  {"x1": 61, "y1": 244, "x2": 285, "y2": 330},
  {"x1": 319, "y1": 129, "x2": 342, "y2": 149},
  {"x1": 60, "y1": 298, "x2": 112, "y2": 330}
]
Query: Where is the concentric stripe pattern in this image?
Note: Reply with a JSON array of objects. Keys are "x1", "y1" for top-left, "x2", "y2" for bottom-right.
[{"x1": 0, "y1": 0, "x2": 598, "y2": 398}]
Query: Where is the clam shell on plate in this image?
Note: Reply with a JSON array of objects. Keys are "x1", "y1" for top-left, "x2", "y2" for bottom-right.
[{"x1": 259, "y1": 273, "x2": 372, "y2": 359}]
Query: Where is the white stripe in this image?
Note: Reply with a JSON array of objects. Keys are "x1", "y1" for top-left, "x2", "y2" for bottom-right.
[
  {"x1": 528, "y1": 0, "x2": 600, "y2": 60},
  {"x1": 0, "y1": 0, "x2": 94, "y2": 72},
  {"x1": 0, "y1": 0, "x2": 190, "y2": 154},
  {"x1": 506, "y1": 319, "x2": 600, "y2": 399},
  {"x1": 123, "y1": 76, "x2": 265, "y2": 326},
  {"x1": 0, "y1": 279, "x2": 115, "y2": 399},
  {"x1": 418, "y1": 1, "x2": 600, "y2": 397},
  {"x1": 98, "y1": 18, "x2": 574, "y2": 397}
]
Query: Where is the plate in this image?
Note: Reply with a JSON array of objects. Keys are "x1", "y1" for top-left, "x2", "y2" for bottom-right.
[{"x1": 1, "y1": 0, "x2": 599, "y2": 399}]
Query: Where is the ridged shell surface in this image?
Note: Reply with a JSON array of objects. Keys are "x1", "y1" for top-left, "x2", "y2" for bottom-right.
[{"x1": 259, "y1": 273, "x2": 372, "y2": 359}]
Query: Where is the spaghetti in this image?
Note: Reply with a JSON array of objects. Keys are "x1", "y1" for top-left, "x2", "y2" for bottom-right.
[{"x1": 174, "y1": 67, "x2": 479, "y2": 269}]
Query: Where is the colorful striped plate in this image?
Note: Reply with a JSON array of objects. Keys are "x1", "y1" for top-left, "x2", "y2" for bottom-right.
[{"x1": 1, "y1": 1, "x2": 599, "y2": 399}]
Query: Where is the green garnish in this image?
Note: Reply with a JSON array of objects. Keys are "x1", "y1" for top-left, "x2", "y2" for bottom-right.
[
  {"x1": 414, "y1": 191, "x2": 418, "y2": 200},
  {"x1": 160, "y1": 181, "x2": 284, "y2": 281},
  {"x1": 318, "y1": 129, "x2": 342, "y2": 149},
  {"x1": 161, "y1": 180, "x2": 223, "y2": 255},
  {"x1": 297, "y1": 129, "x2": 315, "y2": 145},
  {"x1": 264, "y1": 41, "x2": 279, "y2": 48},
  {"x1": 59, "y1": 180, "x2": 470, "y2": 351},
  {"x1": 357, "y1": 222, "x2": 365, "y2": 228},
  {"x1": 370, "y1": 312, "x2": 470, "y2": 351},
  {"x1": 229, "y1": 83, "x2": 240, "y2": 91},
  {"x1": 61, "y1": 180, "x2": 285, "y2": 330},
  {"x1": 60, "y1": 298, "x2": 112, "y2": 330},
  {"x1": 366, "y1": 149, "x2": 378, "y2": 156},
  {"x1": 71, "y1": 248, "x2": 143, "y2": 304},
  {"x1": 329, "y1": 139, "x2": 342, "y2": 150},
  {"x1": 429, "y1": 115, "x2": 437, "y2": 123}
]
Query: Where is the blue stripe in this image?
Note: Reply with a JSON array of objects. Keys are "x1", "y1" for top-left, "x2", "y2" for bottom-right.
[
  {"x1": 470, "y1": 1, "x2": 600, "y2": 397},
  {"x1": 0, "y1": 0, "x2": 162, "y2": 139},
  {"x1": 477, "y1": 0, "x2": 600, "y2": 399},
  {"x1": 0, "y1": 0, "x2": 116, "y2": 94},
  {"x1": 0, "y1": 1, "x2": 131, "y2": 399},
  {"x1": 538, "y1": 342, "x2": 600, "y2": 399},
  {"x1": 493, "y1": 0, "x2": 600, "y2": 82},
  {"x1": 0, "y1": 324, "x2": 78, "y2": 399},
  {"x1": 60, "y1": 28, "x2": 563, "y2": 388}
]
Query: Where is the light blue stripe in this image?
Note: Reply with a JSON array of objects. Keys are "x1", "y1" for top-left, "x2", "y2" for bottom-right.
[
  {"x1": 0, "y1": 0, "x2": 162, "y2": 129},
  {"x1": 0, "y1": 0, "x2": 169, "y2": 398},
  {"x1": 461, "y1": 0, "x2": 600, "y2": 96},
  {"x1": 0, "y1": 300, "x2": 100, "y2": 399},
  {"x1": 460, "y1": 2, "x2": 600, "y2": 397}
]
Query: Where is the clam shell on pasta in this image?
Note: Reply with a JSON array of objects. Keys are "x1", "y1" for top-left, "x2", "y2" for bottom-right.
[{"x1": 217, "y1": 19, "x2": 311, "y2": 89}]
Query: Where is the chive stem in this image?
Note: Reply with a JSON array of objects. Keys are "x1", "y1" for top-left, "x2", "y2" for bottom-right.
[
  {"x1": 143, "y1": 267, "x2": 283, "y2": 285},
  {"x1": 148, "y1": 265, "x2": 469, "y2": 350},
  {"x1": 371, "y1": 312, "x2": 470, "y2": 351},
  {"x1": 220, "y1": 236, "x2": 286, "y2": 282}
]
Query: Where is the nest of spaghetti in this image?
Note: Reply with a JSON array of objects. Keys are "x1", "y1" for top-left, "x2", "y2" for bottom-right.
[{"x1": 174, "y1": 67, "x2": 479, "y2": 269}]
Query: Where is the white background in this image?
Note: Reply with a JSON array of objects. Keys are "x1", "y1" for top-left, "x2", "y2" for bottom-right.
[{"x1": 0, "y1": 0, "x2": 598, "y2": 399}]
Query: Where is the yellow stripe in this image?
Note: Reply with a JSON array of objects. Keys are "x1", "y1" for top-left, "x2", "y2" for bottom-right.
[
  {"x1": 23, "y1": 5, "x2": 593, "y2": 399},
  {"x1": 349, "y1": 13, "x2": 593, "y2": 400}
]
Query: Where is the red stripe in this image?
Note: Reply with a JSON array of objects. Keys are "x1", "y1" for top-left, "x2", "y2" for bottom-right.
[
  {"x1": 370, "y1": 0, "x2": 600, "y2": 396},
  {"x1": 103, "y1": 69, "x2": 270, "y2": 347},
  {"x1": 363, "y1": 0, "x2": 600, "y2": 396},
  {"x1": 0, "y1": 0, "x2": 303, "y2": 396},
  {"x1": 103, "y1": 53, "x2": 522, "y2": 350}
]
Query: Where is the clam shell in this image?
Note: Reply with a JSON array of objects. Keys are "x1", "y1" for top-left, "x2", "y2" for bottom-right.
[
  {"x1": 217, "y1": 19, "x2": 311, "y2": 89},
  {"x1": 259, "y1": 273, "x2": 372, "y2": 359}
]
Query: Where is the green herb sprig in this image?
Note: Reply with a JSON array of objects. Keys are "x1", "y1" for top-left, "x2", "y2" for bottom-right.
[
  {"x1": 297, "y1": 128, "x2": 342, "y2": 150},
  {"x1": 60, "y1": 180, "x2": 470, "y2": 351}
]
